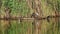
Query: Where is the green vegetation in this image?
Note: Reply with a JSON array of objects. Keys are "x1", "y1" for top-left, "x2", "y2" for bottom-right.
[
  {"x1": 0, "y1": 0, "x2": 60, "y2": 34},
  {"x1": 0, "y1": 0, "x2": 32, "y2": 34}
]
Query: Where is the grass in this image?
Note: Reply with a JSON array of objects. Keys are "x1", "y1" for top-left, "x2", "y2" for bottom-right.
[
  {"x1": 0, "y1": 0, "x2": 32, "y2": 34},
  {"x1": 0, "y1": 0, "x2": 60, "y2": 34}
]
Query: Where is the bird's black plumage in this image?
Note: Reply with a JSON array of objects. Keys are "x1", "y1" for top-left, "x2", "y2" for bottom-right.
[{"x1": 47, "y1": 16, "x2": 50, "y2": 22}]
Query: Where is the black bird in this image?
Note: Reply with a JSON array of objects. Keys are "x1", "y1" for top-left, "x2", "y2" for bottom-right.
[
  {"x1": 31, "y1": 13, "x2": 35, "y2": 18},
  {"x1": 47, "y1": 16, "x2": 50, "y2": 22},
  {"x1": 31, "y1": 12, "x2": 40, "y2": 20},
  {"x1": 31, "y1": 12, "x2": 39, "y2": 17}
]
